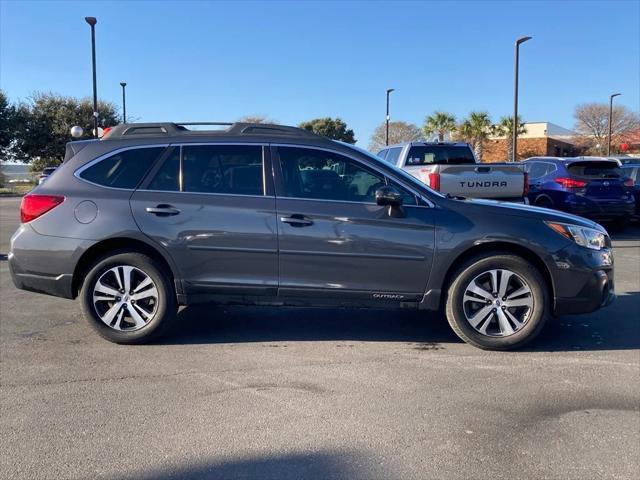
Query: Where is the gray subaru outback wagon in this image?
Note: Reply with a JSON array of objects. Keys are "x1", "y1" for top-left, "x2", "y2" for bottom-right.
[{"x1": 9, "y1": 122, "x2": 615, "y2": 350}]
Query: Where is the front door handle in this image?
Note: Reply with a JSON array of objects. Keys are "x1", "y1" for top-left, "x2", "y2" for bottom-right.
[
  {"x1": 145, "y1": 204, "x2": 181, "y2": 216},
  {"x1": 280, "y1": 214, "x2": 313, "y2": 227}
]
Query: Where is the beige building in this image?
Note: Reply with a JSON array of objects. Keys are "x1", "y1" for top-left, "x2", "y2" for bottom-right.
[{"x1": 483, "y1": 122, "x2": 582, "y2": 162}]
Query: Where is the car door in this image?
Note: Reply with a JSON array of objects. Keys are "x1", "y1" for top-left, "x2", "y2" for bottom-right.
[
  {"x1": 130, "y1": 143, "x2": 278, "y2": 296},
  {"x1": 273, "y1": 145, "x2": 434, "y2": 303}
]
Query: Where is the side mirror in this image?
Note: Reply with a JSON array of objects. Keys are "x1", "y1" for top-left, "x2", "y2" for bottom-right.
[{"x1": 375, "y1": 185, "x2": 403, "y2": 207}]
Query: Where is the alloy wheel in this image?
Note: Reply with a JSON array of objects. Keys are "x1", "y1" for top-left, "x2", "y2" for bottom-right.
[
  {"x1": 92, "y1": 265, "x2": 159, "y2": 331},
  {"x1": 462, "y1": 269, "x2": 533, "y2": 337}
]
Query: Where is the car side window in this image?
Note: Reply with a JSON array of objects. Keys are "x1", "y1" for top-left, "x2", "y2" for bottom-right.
[
  {"x1": 79, "y1": 147, "x2": 165, "y2": 189},
  {"x1": 527, "y1": 162, "x2": 549, "y2": 180},
  {"x1": 181, "y1": 145, "x2": 264, "y2": 195},
  {"x1": 278, "y1": 147, "x2": 386, "y2": 203},
  {"x1": 385, "y1": 147, "x2": 403, "y2": 165},
  {"x1": 147, "y1": 149, "x2": 181, "y2": 191},
  {"x1": 388, "y1": 181, "x2": 418, "y2": 206},
  {"x1": 377, "y1": 149, "x2": 388, "y2": 160}
]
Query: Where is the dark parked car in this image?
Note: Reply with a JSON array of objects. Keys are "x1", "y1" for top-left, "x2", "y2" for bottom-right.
[
  {"x1": 522, "y1": 156, "x2": 635, "y2": 226},
  {"x1": 9, "y1": 123, "x2": 615, "y2": 350},
  {"x1": 620, "y1": 162, "x2": 640, "y2": 220}
]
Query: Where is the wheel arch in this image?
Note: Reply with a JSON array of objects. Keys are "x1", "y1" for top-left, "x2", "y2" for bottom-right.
[
  {"x1": 440, "y1": 241, "x2": 555, "y2": 310},
  {"x1": 72, "y1": 237, "x2": 181, "y2": 300}
]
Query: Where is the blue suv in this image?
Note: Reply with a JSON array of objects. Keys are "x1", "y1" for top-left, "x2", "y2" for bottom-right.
[{"x1": 522, "y1": 157, "x2": 635, "y2": 226}]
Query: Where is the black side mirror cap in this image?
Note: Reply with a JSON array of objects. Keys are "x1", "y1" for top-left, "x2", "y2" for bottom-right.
[{"x1": 375, "y1": 185, "x2": 403, "y2": 207}]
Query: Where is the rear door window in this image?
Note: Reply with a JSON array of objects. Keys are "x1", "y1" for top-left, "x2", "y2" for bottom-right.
[
  {"x1": 79, "y1": 147, "x2": 165, "y2": 189},
  {"x1": 406, "y1": 146, "x2": 475, "y2": 165},
  {"x1": 567, "y1": 161, "x2": 622, "y2": 178},
  {"x1": 527, "y1": 162, "x2": 549, "y2": 179},
  {"x1": 181, "y1": 145, "x2": 264, "y2": 195}
]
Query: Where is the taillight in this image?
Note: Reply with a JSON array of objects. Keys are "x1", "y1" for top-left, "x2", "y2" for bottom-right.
[
  {"x1": 555, "y1": 177, "x2": 587, "y2": 189},
  {"x1": 428, "y1": 172, "x2": 441, "y2": 191},
  {"x1": 20, "y1": 194, "x2": 65, "y2": 223},
  {"x1": 523, "y1": 172, "x2": 529, "y2": 197},
  {"x1": 624, "y1": 177, "x2": 634, "y2": 187}
]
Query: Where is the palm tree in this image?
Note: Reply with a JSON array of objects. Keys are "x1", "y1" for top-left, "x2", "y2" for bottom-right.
[
  {"x1": 458, "y1": 111, "x2": 492, "y2": 161},
  {"x1": 423, "y1": 111, "x2": 456, "y2": 142},
  {"x1": 493, "y1": 116, "x2": 527, "y2": 161}
]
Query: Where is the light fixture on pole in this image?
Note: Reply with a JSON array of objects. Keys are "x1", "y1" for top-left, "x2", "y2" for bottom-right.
[
  {"x1": 608, "y1": 93, "x2": 621, "y2": 156},
  {"x1": 385, "y1": 88, "x2": 395, "y2": 146},
  {"x1": 85, "y1": 16, "x2": 99, "y2": 138},
  {"x1": 512, "y1": 35, "x2": 532, "y2": 162}
]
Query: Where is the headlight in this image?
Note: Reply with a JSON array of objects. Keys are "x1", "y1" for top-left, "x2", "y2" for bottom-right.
[{"x1": 545, "y1": 221, "x2": 608, "y2": 250}]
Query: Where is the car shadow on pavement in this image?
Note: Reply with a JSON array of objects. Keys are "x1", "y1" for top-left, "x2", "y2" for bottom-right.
[
  {"x1": 523, "y1": 291, "x2": 640, "y2": 352},
  {"x1": 162, "y1": 304, "x2": 460, "y2": 348},
  {"x1": 113, "y1": 450, "x2": 386, "y2": 480},
  {"x1": 162, "y1": 292, "x2": 640, "y2": 352}
]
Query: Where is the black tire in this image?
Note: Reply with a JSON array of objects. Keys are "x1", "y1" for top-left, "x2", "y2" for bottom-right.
[
  {"x1": 445, "y1": 252, "x2": 549, "y2": 350},
  {"x1": 80, "y1": 251, "x2": 177, "y2": 344},
  {"x1": 607, "y1": 216, "x2": 630, "y2": 232},
  {"x1": 535, "y1": 196, "x2": 554, "y2": 209}
]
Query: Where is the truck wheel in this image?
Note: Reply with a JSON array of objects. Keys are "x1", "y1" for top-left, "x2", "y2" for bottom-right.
[
  {"x1": 445, "y1": 253, "x2": 549, "y2": 350},
  {"x1": 80, "y1": 251, "x2": 177, "y2": 344}
]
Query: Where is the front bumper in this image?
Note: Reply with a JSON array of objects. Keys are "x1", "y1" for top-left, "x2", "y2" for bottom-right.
[{"x1": 552, "y1": 243, "x2": 615, "y2": 315}]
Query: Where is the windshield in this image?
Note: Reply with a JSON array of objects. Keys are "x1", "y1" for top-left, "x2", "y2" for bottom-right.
[{"x1": 334, "y1": 141, "x2": 446, "y2": 198}]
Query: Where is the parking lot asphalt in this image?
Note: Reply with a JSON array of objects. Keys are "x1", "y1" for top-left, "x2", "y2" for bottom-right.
[{"x1": 1, "y1": 196, "x2": 639, "y2": 480}]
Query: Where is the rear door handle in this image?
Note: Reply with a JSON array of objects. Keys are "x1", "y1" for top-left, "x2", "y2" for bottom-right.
[
  {"x1": 280, "y1": 214, "x2": 313, "y2": 227},
  {"x1": 145, "y1": 204, "x2": 181, "y2": 216}
]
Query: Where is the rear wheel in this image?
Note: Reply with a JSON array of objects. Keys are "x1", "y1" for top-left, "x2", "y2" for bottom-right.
[
  {"x1": 445, "y1": 253, "x2": 549, "y2": 350},
  {"x1": 535, "y1": 196, "x2": 554, "y2": 209},
  {"x1": 80, "y1": 251, "x2": 177, "y2": 344}
]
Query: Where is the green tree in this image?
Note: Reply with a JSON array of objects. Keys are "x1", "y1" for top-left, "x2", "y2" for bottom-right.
[
  {"x1": 298, "y1": 117, "x2": 356, "y2": 144},
  {"x1": 238, "y1": 115, "x2": 277, "y2": 124},
  {"x1": 16, "y1": 92, "x2": 119, "y2": 168},
  {"x1": 369, "y1": 121, "x2": 422, "y2": 152},
  {"x1": 0, "y1": 90, "x2": 19, "y2": 159},
  {"x1": 423, "y1": 111, "x2": 457, "y2": 141},
  {"x1": 457, "y1": 111, "x2": 493, "y2": 161},
  {"x1": 492, "y1": 116, "x2": 527, "y2": 161}
]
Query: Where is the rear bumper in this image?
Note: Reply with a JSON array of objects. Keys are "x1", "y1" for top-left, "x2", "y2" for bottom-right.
[
  {"x1": 9, "y1": 224, "x2": 92, "y2": 300},
  {"x1": 563, "y1": 197, "x2": 635, "y2": 220}
]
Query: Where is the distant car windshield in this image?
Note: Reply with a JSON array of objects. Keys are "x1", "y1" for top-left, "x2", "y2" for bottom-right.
[
  {"x1": 406, "y1": 145, "x2": 475, "y2": 165},
  {"x1": 43, "y1": 167, "x2": 56, "y2": 174}
]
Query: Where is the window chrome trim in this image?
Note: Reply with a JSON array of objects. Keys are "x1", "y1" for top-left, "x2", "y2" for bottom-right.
[
  {"x1": 74, "y1": 144, "x2": 170, "y2": 191},
  {"x1": 272, "y1": 143, "x2": 435, "y2": 208}
]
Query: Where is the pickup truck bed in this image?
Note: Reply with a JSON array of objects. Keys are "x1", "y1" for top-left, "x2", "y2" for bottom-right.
[{"x1": 377, "y1": 142, "x2": 527, "y2": 201}]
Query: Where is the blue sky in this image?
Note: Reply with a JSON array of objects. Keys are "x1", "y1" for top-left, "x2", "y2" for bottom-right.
[{"x1": 1, "y1": 0, "x2": 639, "y2": 147}]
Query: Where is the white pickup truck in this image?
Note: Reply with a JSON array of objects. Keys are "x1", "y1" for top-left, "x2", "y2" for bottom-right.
[{"x1": 377, "y1": 142, "x2": 527, "y2": 202}]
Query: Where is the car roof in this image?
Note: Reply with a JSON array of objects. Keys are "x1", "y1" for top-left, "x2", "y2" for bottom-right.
[{"x1": 524, "y1": 156, "x2": 621, "y2": 164}]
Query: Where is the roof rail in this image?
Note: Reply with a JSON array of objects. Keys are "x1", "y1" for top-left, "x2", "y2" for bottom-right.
[{"x1": 101, "y1": 122, "x2": 322, "y2": 140}]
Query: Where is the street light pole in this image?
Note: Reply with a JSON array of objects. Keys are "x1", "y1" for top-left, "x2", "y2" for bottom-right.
[
  {"x1": 85, "y1": 17, "x2": 98, "y2": 138},
  {"x1": 120, "y1": 82, "x2": 127, "y2": 124},
  {"x1": 608, "y1": 93, "x2": 621, "y2": 156},
  {"x1": 385, "y1": 88, "x2": 395, "y2": 146},
  {"x1": 512, "y1": 35, "x2": 532, "y2": 162}
]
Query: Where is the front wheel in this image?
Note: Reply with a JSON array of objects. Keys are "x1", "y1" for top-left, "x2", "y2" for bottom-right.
[
  {"x1": 80, "y1": 251, "x2": 177, "y2": 344},
  {"x1": 445, "y1": 253, "x2": 549, "y2": 350}
]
